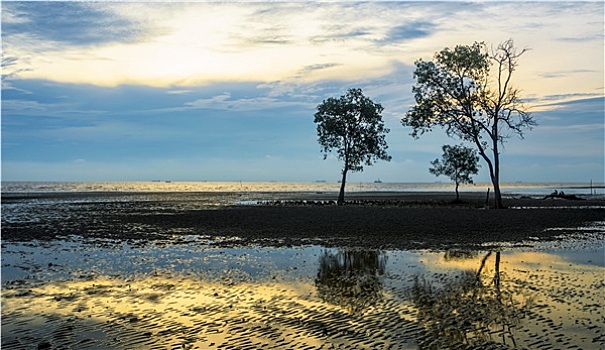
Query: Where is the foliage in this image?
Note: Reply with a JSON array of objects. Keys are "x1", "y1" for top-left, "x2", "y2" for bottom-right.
[
  {"x1": 315, "y1": 88, "x2": 391, "y2": 204},
  {"x1": 402, "y1": 39, "x2": 535, "y2": 208},
  {"x1": 430, "y1": 145, "x2": 479, "y2": 200},
  {"x1": 315, "y1": 88, "x2": 391, "y2": 172}
]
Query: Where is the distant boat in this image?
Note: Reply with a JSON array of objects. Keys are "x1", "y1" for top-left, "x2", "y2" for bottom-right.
[
  {"x1": 315, "y1": 180, "x2": 327, "y2": 183},
  {"x1": 374, "y1": 179, "x2": 382, "y2": 184}
]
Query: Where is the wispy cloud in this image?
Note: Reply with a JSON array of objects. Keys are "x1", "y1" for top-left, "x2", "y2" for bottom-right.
[
  {"x1": 380, "y1": 21, "x2": 436, "y2": 43},
  {"x1": 1, "y1": 99, "x2": 105, "y2": 119},
  {"x1": 539, "y1": 69, "x2": 598, "y2": 79},
  {"x1": 1, "y1": 2, "x2": 438, "y2": 87},
  {"x1": 3, "y1": 0, "x2": 602, "y2": 103},
  {"x1": 2, "y1": 2, "x2": 156, "y2": 47},
  {"x1": 184, "y1": 92, "x2": 312, "y2": 112},
  {"x1": 531, "y1": 95, "x2": 604, "y2": 112},
  {"x1": 166, "y1": 89, "x2": 192, "y2": 95},
  {"x1": 557, "y1": 34, "x2": 603, "y2": 43}
]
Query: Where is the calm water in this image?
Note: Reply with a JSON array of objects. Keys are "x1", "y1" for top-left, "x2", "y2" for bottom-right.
[
  {"x1": 2, "y1": 234, "x2": 604, "y2": 349},
  {"x1": 2, "y1": 181, "x2": 602, "y2": 196}
]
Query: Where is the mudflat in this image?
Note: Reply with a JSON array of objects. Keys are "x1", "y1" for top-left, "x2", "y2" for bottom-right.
[
  {"x1": 2, "y1": 191, "x2": 604, "y2": 349},
  {"x1": 3, "y1": 191, "x2": 603, "y2": 249}
]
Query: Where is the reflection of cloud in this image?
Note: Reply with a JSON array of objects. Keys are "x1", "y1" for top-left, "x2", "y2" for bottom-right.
[
  {"x1": 1, "y1": 275, "x2": 320, "y2": 348},
  {"x1": 426, "y1": 249, "x2": 603, "y2": 282},
  {"x1": 1, "y1": 273, "x2": 410, "y2": 348}
]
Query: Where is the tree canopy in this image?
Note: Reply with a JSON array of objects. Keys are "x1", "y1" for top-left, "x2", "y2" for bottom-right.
[
  {"x1": 314, "y1": 88, "x2": 391, "y2": 204},
  {"x1": 402, "y1": 39, "x2": 535, "y2": 208},
  {"x1": 430, "y1": 145, "x2": 480, "y2": 201}
]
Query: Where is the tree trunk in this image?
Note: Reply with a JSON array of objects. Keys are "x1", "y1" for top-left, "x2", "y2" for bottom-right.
[
  {"x1": 455, "y1": 181, "x2": 460, "y2": 201},
  {"x1": 492, "y1": 137, "x2": 504, "y2": 209},
  {"x1": 492, "y1": 175, "x2": 503, "y2": 209},
  {"x1": 338, "y1": 168, "x2": 348, "y2": 205},
  {"x1": 474, "y1": 136, "x2": 504, "y2": 209}
]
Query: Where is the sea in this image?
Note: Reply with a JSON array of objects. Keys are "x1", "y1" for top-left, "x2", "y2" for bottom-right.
[{"x1": 2, "y1": 181, "x2": 602, "y2": 196}]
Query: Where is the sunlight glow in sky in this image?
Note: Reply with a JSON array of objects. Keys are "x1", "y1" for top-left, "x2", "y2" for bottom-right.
[{"x1": 2, "y1": 1, "x2": 603, "y2": 182}]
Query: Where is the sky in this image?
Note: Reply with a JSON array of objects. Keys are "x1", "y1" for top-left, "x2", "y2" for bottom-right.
[{"x1": 1, "y1": 1, "x2": 603, "y2": 183}]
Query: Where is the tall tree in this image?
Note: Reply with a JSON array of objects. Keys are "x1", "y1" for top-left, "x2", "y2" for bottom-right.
[
  {"x1": 429, "y1": 144, "x2": 480, "y2": 201},
  {"x1": 314, "y1": 88, "x2": 391, "y2": 205},
  {"x1": 402, "y1": 39, "x2": 535, "y2": 208}
]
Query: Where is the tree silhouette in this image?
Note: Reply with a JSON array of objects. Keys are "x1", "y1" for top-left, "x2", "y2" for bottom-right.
[
  {"x1": 429, "y1": 144, "x2": 480, "y2": 201},
  {"x1": 315, "y1": 88, "x2": 391, "y2": 205},
  {"x1": 402, "y1": 39, "x2": 535, "y2": 208}
]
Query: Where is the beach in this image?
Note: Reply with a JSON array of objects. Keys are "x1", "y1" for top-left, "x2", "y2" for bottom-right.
[{"x1": 2, "y1": 189, "x2": 604, "y2": 349}]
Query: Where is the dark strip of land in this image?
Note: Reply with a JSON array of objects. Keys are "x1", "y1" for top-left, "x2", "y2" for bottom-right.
[{"x1": 2, "y1": 192, "x2": 603, "y2": 250}]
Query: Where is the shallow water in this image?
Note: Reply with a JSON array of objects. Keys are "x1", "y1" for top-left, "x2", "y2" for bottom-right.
[
  {"x1": 2, "y1": 236, "x2": 603, "y2": 349},
  {"x1": 3, "y1": 180, "x2": 602, "y2": 196}
]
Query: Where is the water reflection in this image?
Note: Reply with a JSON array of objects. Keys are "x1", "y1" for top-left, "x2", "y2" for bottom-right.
[
  {"x1": 315, "y1": 249, "x2": 386, "y2": 313},
  {"x1": 2, "y1": 238, "x2": 604, "y2": 349},
  {"x1": 408, "y1": 251, "x2": 527, "y2": 348}
]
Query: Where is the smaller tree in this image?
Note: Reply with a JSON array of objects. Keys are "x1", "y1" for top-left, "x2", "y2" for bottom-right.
[
  {"x1": 429, "y1": 145, "x2": 480, "y2": 202},
  {"x1": 314, "y1": 88, "x2": 391, "y2": 205}
]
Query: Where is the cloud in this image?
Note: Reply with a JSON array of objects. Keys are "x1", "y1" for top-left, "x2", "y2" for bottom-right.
[
  {"x1": 3, "y1": 0, "x2": 602, "y2": 102},
  {"x1": 299, "y1": 63, "x2": 341, "y2": 74},
  {"x1": 0, "y1": 2, "x2": 417, "y2": 87},
  {"x1": 183, "y1": 92, "x2": 312, "y2": 112},
  {"x1": 557, "y1": 34, "x2": 603, "y2": 43},
  {"x1": 166, "y1": 89, "x2": 192, "y2": 95},
  {"x1": 310, "y1": 27, "x2": 372, "y2": 44},
  {"x1": 534, "y1": 96, "x2": 604, "y2": 114},
  {"x1": 1, "y1": 2, "x2": 154, "y2": 47},
  {"x1": 538, "y1": 69, "x2": 598, "y2": 79},
  {"x1": 525, "y1": 93, "x2": 603, "y2": 108},
  {"x1": 505, "y1": 97, "x2": 604, "y2": 159},
  {"x1": 380, "y1": 21, "x2": 436, "y2": 43}
]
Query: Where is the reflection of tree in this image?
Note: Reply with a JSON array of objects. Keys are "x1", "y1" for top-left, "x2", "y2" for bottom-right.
[
  {"x1": 408, "y1": 251, "x2": 529, "y2": 348},
  {"x1": 443, "y1": 249, "x2": 479, "y2": 261},
  {"x1": 315, "y1": 249, "x2": 386, "y2": 314}
]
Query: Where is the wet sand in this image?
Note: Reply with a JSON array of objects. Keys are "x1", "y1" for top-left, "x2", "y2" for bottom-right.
[
  {"x1": 2, "y1": 191, "x2": 604, "y2": 349},
  {"x1": 2, "y1": 238, "x2": 604, "y2": 349}
]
